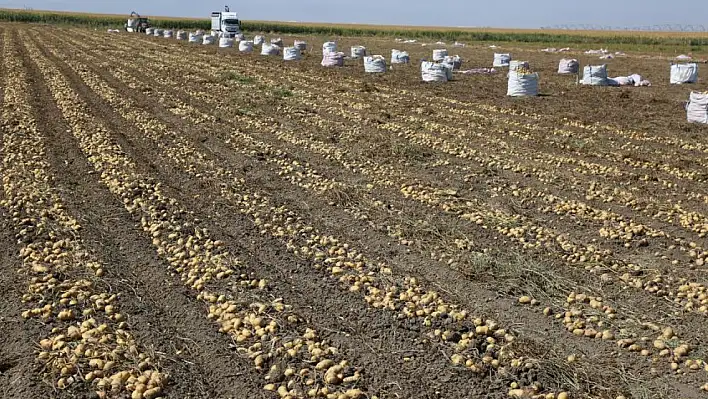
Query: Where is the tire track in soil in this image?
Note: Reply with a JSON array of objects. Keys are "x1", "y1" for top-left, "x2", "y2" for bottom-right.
[
  {"x1": 29, "y1": 32, "x2": 498, "y2": 399},
  {"x1": 34, "y1": 32, "x2": 677, "y2": 399},
  {"x1": 0, "y1": 27, "x2": 54, "y2": 399},
  {"x1": 17, "y1": 29, "x2": 269, "y2": 399}
]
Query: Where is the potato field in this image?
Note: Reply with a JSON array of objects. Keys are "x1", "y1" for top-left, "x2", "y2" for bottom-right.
[{"x1": 1, "y1": 24, "x2": 708, "y2": 399}]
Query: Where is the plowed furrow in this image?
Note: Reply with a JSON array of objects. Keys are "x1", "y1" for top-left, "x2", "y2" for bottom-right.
[
  {"x1": 28, "y1": 29, "x2": 618, "y2": 399},
  {"x1": 59, "y1": 30, "x2": 708, "y2": 247},
  {"x1": 0, "y1": 29, "x2": 54, "y2": 399},
  {"x1": 15, "y1": 31, "x2": 276, "y2": 399},
  {"x1": 66, "y1": 35, "x2": 708, "y2": 321},
  {"x1": 47, "y1": 28, "x2": 708, "y2": 368},
  {"x1": 27, "y1": 39, "x2": 483, "y2": 399},
  {"x1": 101, "y1": 31, "x2": 708, "y2": 188},
  {"x1": 66, "y1": 30, "x2": 708, "y2": 251},
  {"x1": 22, "y1": 30, "x2": 512, "y2": 399},
  {"x1": 48, "y1": 31, "x2": 708, "y2": 392},
  {"x1": 1, "y1": 29, "x2": 168, "y2": 399},
  {"x1": 37, "y1": 28, "x2": 708, "y2": 399},
  {"x1": 115, "y1": 30, "x2": 708, "y2": 163}
]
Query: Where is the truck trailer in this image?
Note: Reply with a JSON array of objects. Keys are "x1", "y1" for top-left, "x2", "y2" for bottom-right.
[{"x1": 211, "y1": 6, "x2": 242, "y2": 37}]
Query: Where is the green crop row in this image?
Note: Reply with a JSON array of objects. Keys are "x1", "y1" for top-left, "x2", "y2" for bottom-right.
[{"x1": 1, "y1": 9, "x2": 708, "y2": 47}]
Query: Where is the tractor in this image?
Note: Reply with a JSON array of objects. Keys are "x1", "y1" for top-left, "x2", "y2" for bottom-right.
[{"x1": 125, "y1": 11, "x2": 151, "y2": 33}]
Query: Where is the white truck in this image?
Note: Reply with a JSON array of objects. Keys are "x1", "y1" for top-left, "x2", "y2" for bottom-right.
[{"x1": 211, "y1": 6, "x2": 242, "y2": 37}]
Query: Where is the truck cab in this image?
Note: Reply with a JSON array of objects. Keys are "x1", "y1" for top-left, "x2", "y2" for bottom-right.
[{"x1": 211, "y1": 11, "x2": 241, "y2": 37}]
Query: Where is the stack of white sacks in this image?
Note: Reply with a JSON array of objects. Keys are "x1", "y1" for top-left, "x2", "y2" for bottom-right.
[
  {"x1": 364, "y1": 56, "x2": 386, "y2": 73},
  {"x1": 442, "y1": 55, "x2": 462, "y2": 71},
  {"x1": 391, "y1": 49, "x2": 410, "y2": 64},
  {"x1": 283, "y1": 47, "x2": 301, "y2": 61},
  {"x1": 671, "y1": 63, "x2": 698, "y2": 84},
  {"x1": 188, "y1": 32, "x2": 202, "y2": 43},
  {"x1": 509, "y1": 60, "x2": 529, "y2": 72},
  {"x1": 219, "y1": 37, "x2": 234, "y2": 48},
  {"x1": 203, "y1": 34, "x2": 216, "y2": 45},
  {"x1": 239, "y1": 40, "x2": 254, "y2": 52},
  {"x1": 351, "y1": 46, "x2": 366, "y2": 58},
  {"x1": 687, "y1": 91, "x2": 708, "y2": 124},
  {"x1": 507, "y1": 62, "x2": 538, "y2": 96},
  {"x1": 321, "y1": 42, "x2": 343, "y2": 67},
  {"x1": 493, "y1": 53, "x2": 511, "y2": 67},
  {"x1": 581, "y1": 65, "x2": 609, "y2": 86},
  {"x1": 432, "y1": 49, "x2": 448, "y2": 62},
  {"x1": 322, "y1": 41, "x2": 337, "y2": 54},
  {"x1": 261, "y1": 43, "x2": 281, "y2": 56},
  {"x1": 421, "y1": 62, "x2": 452, "y2": 82},
  {"x1": 558, "y1": 59, "x2": 579, "y2": 74}
]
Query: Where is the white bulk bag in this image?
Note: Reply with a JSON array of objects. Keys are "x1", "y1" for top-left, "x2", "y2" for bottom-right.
[
  {"x1": 323, "y1": 41, "x2": 337, "y2": 54},
  {"x1": 176, "y1": 30, "x2": 187, "y2": 40},
  {"x1": 432, "y1": 49, "x2": 448, "y2": 62},
  {"x1": 509, "y1": 60, "x2": 529, "y2": 72},
  {"x1": 558, "y1": 59, "x2": 579, "y2": 74},
  {"x1": 145, "y1": 27, "x2": 155, "y2": 35},
  {"x1": 239, "y1": 40, "x2": 254, "y2": 52},
  {"x1": 219, "y1": 38, "x2": 234, "y2": 48},
  {"x1": 581, "y1": 65, "x2": 609, "y2": 86},
  {"x1": 421, "y1": 61, "x2": 451, "y2": 82},
  {"x1": 493, "y1": 53, "x2": 511, "y2": 67},
  {"x1": 261, "y1": 43, "x2": 281, "y2": 56},
  {"x1": 442, "y1": 55, "x2": 462, "y2": 70},
  {"x1": 391, "y1": 49, "x2": 410, "y2": 64},
  {"x1": 283, "y1": 47, "x2": 301, "y2": 61},
  {"x1": 202, "y1": 35, "x2": 216, "y2": 45},
  {"x1": 254, "y1": 35, "x2": 265, "y2": 45},
  {"x1": 671, "y1": 63, "x2": 698, "y2": 84},
  {"x1": 687, "y1": 91, "x2": 708, "y2": 124},
  {"x1": 321, "y1": 52, "x2": 344, "y2": 67},
  {"x1": 235, "y1": 33, "x2": 245, "y2": 41},
  {"x1": 270, "y1": 37, "x2": 283, "y2": 47},
  {"x1": 294, "y1": 40, "x2": 307, "y2": 52},
  {"x1": 608, "y1": 76, "x2": 631, "y2": 86},
  {"x1": 163, "y1": 30, "x2": 173, "y2": 38},
  {"x1": 153, "y1": 28, "x2": 164, "y2": 37},
  {"x1": 351, "y1": 46, "x2": 366, "y2": 58},
  {"x1": 507, "y1": 71, "x2": 539, "y2": 96},
  {"x1": 188, "y1": 33, "x2": 202, "y2": 43},
  {"x1": 364, "y1": 56, "x2": 386, "y2": 73}
]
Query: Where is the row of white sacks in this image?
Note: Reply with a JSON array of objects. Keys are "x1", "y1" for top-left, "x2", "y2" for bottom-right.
[
  {"x1": 137, "y1": 31, "x2": 707, "y2": 121},
  {"x1": 566, "y1": 60, "x2": 698, "y2": 85},
  {"x1": 580, "y1": 65, "x2": 652, "y2": 86},
  {"x1": 145, "y1": 27, "x2": 304, "y2": 51},
  {"x1": 140, "y1": 30, "x2": 702, "y2": 85}
]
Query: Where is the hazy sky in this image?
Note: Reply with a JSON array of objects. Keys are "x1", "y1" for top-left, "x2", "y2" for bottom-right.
[{"x1": 3, "y1": 0, "x2": 708, "y2": 29}]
